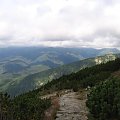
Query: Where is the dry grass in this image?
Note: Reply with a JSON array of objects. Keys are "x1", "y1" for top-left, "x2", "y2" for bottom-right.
[
  {"x1": 112, "y1": 70, "x2": 120, "y2": 77},
  {"x1": 44, "y1": 97, "x2": 60, "y2": 120},
  {"x1": 76, "y1": 89, "x2": 88, "y2": 100}
]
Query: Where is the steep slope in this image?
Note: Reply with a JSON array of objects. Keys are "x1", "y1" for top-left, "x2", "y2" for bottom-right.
[
  {"x1": 6, "y1": 54, "x2": 118, "y2": 96},
  {"x1": 1, "y1": 55, "x2": 120, "y2": 120},
  {"x1": 38, "y1": 58, "x2": 120, "y2": 95},
  {"x1": 87, "y1": 74, "x2": 120, "y2": 120},
  {"x1": 0, "y1": 47, "x2": 119, "y2": 96}
]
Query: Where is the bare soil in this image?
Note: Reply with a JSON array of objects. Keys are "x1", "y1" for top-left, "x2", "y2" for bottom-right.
[{"x1": 55, "y1": 91, "x2": 88, "y2": 120}]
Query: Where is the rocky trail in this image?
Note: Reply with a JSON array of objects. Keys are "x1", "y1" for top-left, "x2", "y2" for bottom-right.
[{"x1": 55, "y1": 91, "x2": 88, "y2": 120}]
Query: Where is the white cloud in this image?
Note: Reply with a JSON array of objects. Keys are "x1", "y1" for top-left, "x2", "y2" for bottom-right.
[{"x1": 0, "y1": 0, "x2": 120, "y2": 48}]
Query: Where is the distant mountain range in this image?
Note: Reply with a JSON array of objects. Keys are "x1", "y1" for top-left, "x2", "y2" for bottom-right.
[
  {"x1": 0, "y1": 47, "x2": 119, "y2": 96},
  {"x1": 0, "y1": 47, "x2": 119, "y2": 73},
  {"x1": 4, "y1": 55, "x2": 120, "y2": 96}
]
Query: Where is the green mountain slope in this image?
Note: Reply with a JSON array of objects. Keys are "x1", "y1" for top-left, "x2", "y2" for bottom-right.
[
  {"x1": 1, "y1": 56, "x2": 120, "y2": 120},
  {"x1": 87, "y1": 77, "x2": 120, "y2": 120},
  {"x1": 0, "y1": 47, "x2": 119, "y2": 96},
  {"x1": 6, "y1": 54, "x2": 118, "y2": 96},
  {"x1": 0, "y1": 47, "x2": 119, "y2": 74},
  {"x1": 40, "y1": 58, "x2": 120, "y2": 120},
  {"x1": 37, "y1": 58, "x2": 120, "y2": 95}
]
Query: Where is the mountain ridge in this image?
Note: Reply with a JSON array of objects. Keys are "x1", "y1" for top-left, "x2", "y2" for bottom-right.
[{"x1": 6, "y1": 53, "x2": 120, "y2": 96}]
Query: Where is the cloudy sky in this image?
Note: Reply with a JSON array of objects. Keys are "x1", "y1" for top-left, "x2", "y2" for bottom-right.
[{"x1": 0, "y1": 0, "x2": 120, "y2": 48}]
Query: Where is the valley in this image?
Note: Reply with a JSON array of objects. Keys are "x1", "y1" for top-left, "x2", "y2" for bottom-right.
[
  {"x1": 0, "y1": 47, "x2": 119, "y2": 96},
  {"x1": 6, "y1": 53, "x2": 118, "y2": 96},
  {"x1": 1, "y1": 0, "x2": 120, "y2": 119},
  {"x1": 1, "y1": 57, "x2": 120, "y2": 120}
]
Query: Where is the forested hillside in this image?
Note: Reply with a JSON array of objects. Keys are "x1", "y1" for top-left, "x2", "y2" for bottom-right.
[
  {"x1": 6, "y1": 54, "x2": 117, "y2": 96},
  {"x1": 0, "y1": 47, "x2": 119, "y2": 96},
  {"x1": 0, "y1": 91, "x2": 51, "y2": 120},
  {"x1": 39, "y1": 58, "x2": 120, "y2": 120},
  {"x1": 38, "y1": 59, "x2": 120, "y2": 93},
  {"x1": 87, "y1": 77, "x2": 120, "y2": 120},
  {"x1": 1, "y1": 59, "x2": 120, "y2": 120}
]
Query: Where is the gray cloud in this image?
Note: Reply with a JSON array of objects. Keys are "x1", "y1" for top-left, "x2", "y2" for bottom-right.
[
  {"x1": 0, "y1": 35, "x2": 13, "y2": 41},
  {"x1": 0, "y1": 0, "x2": 120, "y2": 48}
]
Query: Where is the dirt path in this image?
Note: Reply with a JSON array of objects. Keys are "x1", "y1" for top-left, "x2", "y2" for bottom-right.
[{"x1": 55, "y1": 91, "x2": 88, "y2": 120}]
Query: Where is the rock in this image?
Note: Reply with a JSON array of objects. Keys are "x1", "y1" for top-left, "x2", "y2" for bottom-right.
[{"x1": 55, "y1": 92, "x2": 88, "y2": 120}]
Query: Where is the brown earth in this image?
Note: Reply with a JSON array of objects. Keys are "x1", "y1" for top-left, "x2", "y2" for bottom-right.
[
  {"x1": 44, "y1": 97, "x2": 60, "y2": 120},
  {"x1": 55, "y1": 91, "x2": 88, "y2": 120}
]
